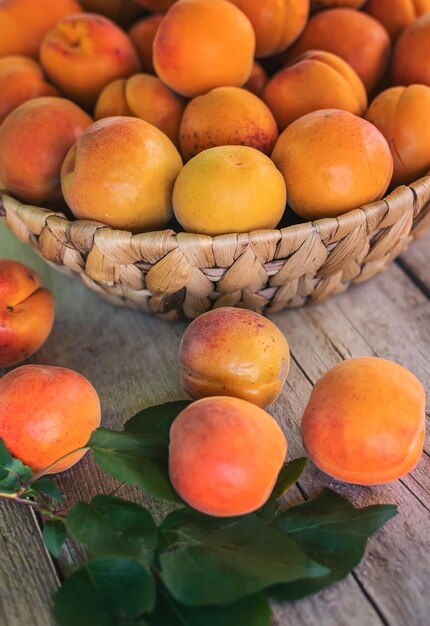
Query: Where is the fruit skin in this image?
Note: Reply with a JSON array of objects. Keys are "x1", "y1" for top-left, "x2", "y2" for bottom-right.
[
  {"x1": 0, "y1": 260, "x2": 55, "y2": 368},
  {"x1": 0, "y1": 0, "x2": 81, "y2": 59},
  {"x1": 365, "y1": 85, "x2": 430, "y2": 187},
  {"x1": 169, "y1": 396, "x2": 287, "y2": 516},
  {"x1": 128, "y1": 15, "x2": 164, "y2": 73},
  {"x1": 302, "y1": 357, "x2": 426, "y2": 485},
  {"x1": 40, "y1": 13, "x2": 141, "y2": 110},
  {"x1": 311, "y1": 0, "x2": 365, "y2": 8},
  {"x1": 263, "y1": 50, "x2": 367, "y2": 131},
  {"x1": 179, "y1": 307, "x2": 290, "y2": 408},
  {"x1": 95, "y1": 74, "x2": 186, "y2": 147},
  {"x1": 365, "y1": 0, "x2": 430, "y2": 40},
  {"x1": 133, "y1": 0, "x2": 176, "y2": 10},
  {"x1": 271, "y1": 109, "x2": 393, "y2": 220},
  {"x1": 392, "y1": 14, "x2": 430, "y2": 87},
  {"x1": 286, "y1": 8, "x2": 391, "y2": 93},
  {"x1": 0, "y1": 365, "x2": 101, "y2": 473},
  {"x1": 62, "y1": 116, "x2": 183, "y2": 233},
  {"x1": 179, "y1": 86, "x2": 278, "y2": 161},
  {"x1": 0, "y1": 56, "x2": 58, "y2": 125},
  {"x1": 244, "y1": 61, "x2": 269, "y2": 97},
  {"x1": 0, "y1": 97, "x2": 92, "y2": 206},
  {"x1": 228, "y1": 0, "x2": 310, "y2": 58},
  {"x1": 173, "y1": 145, "x2": 286, "y2": 235},
  {"x1": 153, "y1": 0, "x2": 255, "y2": 98}
]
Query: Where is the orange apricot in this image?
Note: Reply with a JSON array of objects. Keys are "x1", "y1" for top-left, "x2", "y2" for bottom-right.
[
  {"x1": 179, "y1": 87, "x2": 278, "y2": 161},
  {"x1": 80, "y1": 0, "x2": 140, "y2": 26},
  {"x1": 228, "y1": 0, "x2": 310, "y2": 58},
  {"x1": 392, "y1": 14, "x2": 430, "y2": 87},
  {"x1": 286, "y1": 8, "x2": 390, "y2": 92},
  {"x1": 95, "y1": 74, "x2": 186, "y2": 146},
  {"x1": 40, "y1": 13, "x2": 141, "y2": 109},
  {"x1": 169, "y1": 396, "x2": 287, "y2": 516},
  {"x1": 0, "y1": 0, "x2": 81, "y2": 59},
  {"x1": 179, "y1": 307, "x2": 290, "y2": 408},
  {"x1": 128, "y1": 15, "x2": 164, "y2": 73},
  {"x1": 173, "y1": 145, "x2": 286, "y2": 235},
  {"x1": 62, "y1": 116, "x2": 183, "y2": 232},
  {"x1": 0, "y1": 365, "x2": 101, "y2": 473},
  {"x1": 0, "y1": 260, "x2": 55, "y2": 368},
  {"x1": 0, "y1": 56, "x2": 58, "y2": 125},
  {"x1": 365, "y1": 0, "x2": 430, "y2": 40},
  {"x1": 271, "y1": 109, "x2": 393, "y2": 220},
  {"x1": 263, "y1": 50, "x2": 367, "y2": 131},
  {"x1": 133, "y1": 0, "x2": 176, "y2": 10},
  {"x1": 153, "y1": 0, "x2": 255, "y2": 97},
  {"x1": 311, "y1": 0, "x2": 365, "y2": 8},
  {"x1": 366, "y1": 85, "x2": 430, "y2": 186},
  {"x1": 244, "y1": 61, "x2": 269, "y2": 97},
  {"x1": 0, "y1": 97, "x2": 92, "y2": 206},
  {"x1": 302, "y1": 357, "x2": 425, "y2": 485}
]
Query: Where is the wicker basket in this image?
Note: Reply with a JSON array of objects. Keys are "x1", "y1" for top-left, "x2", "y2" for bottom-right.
[{"x1": 1, "y1": 177, "x2": 430, "y2": 320}]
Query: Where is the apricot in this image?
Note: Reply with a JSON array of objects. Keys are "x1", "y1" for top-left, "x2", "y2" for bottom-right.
[
  {"x1": 392, "y1": 14, "x2": 430, "y2": 87},
  {"x1": 0, "y1": 365, "x2": 101, "y2": 473},
  {"x1": 0, "y1": 56, "x2": 58, "y2": 125},
  {"x1": 228, "y1": 0, "x2": 310, "y2": 58},
  {"x1": 365, "y1": 0, "x2": 430, "y2": 40},
  {"x1": 311, "y1": 0, "x2": 365, "y2": 8},
  {"x1": 153, "y1": 0, "x2": 255, "y2": 97},
  {"x1": 286, "y1": 8, "x2": 391, "y2": 93},
  {"x1": 95, "y1": 74, "x2": 186, "y2": 147},
  {"x1": 169, "y1": 396, "x2": 287, "y2": 516},
  {"x1": 128, "y1": 15, "x2": 164, "y2": 73},
  {"x1": 173, "y1": 146, "x2": 286, "y2": 235},
  {"x1": 302, "y1": 357, "x2": 425, "y2": 485},
  {"x1": 179, "y1": 307, "x2": 290, "y2": 408},
  {"x1": 271, "y1": 109, "x2": 393, "y2": 220},
  {"x1": 80, "y1": 0, "x2": 140, "y2": 27},
  {"x1": 179, "y1": 87, "x2": 278, "y2": 161},
  {"x1": 244, "y1": 61, "x2": 269, "y2": 97},
  {"x1": 0, "y1": 260, "x2": 54, "y2": 369},
  {"x1": 366, "y1": 85, "x2": 430, "y2": 187},
  {"x1": 40, "y1": 14, "x2": 141, "y2": 109},
  {"x1": 0, "y1": 0, "x2": 81, "y2": 59},
  {"x1": 0, "y1": 97, "x2": 92, "y2": 206},
  {"x1": 62, "y1": 116, "x2": 183, "y2": 232},
  {"x1": 133, "y1": 0, "x2": 176, "y2": 10},
  {"x1": 263, "y1": 51, "x2": 367, "y2": 131}
]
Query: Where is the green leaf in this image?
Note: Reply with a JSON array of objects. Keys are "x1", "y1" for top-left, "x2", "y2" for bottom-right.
[
  {"x1": 259, "y1": 457, "x2": 307, "y2": 522},
  {"x1": 66, "y1": 495, "x2": 158, "y2": 562},
  {"x1": 125, "y1": 401, "x2": 191, "y2": 440},
  {"x1": 87, "y1": 428, "x2": 180, "y2": 502},
  {"x1": 54, "y1": 556, "x2": 156, "y2": 626},
  {"x1": 270, "y1": 489, "x2": 398, "y2": 601},
  {"x1": 159, "y1": 507, "x2": 328, "y2": 606},
  {"x1": 31, "y1": 478, "x2": 64, "y2": 503},
  {"x1": 0, "y1": 438, "x2": 32, "y2": 494},
  {"x1": 43, "y1": 520, "x2": 67, "y2": 558}
]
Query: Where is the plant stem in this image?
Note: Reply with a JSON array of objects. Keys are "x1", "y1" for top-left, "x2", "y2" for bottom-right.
[{"x1": 22, "y1": 447, "x2": 88, "y2": 486}]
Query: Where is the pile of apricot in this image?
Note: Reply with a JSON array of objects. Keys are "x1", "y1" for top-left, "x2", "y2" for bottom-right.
[{"x1": 0, "y1": 0, "x2": 429, "y2": 235}]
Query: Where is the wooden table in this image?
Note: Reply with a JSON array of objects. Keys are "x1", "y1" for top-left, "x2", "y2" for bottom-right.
[{"x1": 0, "y1": 221, "x2": 429, "y2": 626}]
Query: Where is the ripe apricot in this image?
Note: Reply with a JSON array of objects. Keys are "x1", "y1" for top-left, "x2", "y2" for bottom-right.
[
  {"x1": 287, "y1": 8, "x2": 390, "y2": 92},
  {"x1": 392, "y1": 14, "x2": 430, "y2": 87},
  {"x1": 179, "y1": 307, "x2": 290, "y2": 408},
  {"x1": 173, "y1": 145, "x2": 286, "y2": 235},
  {"x1": 244, "y1": 61, "x2": 269, "y2": 97},
  {"x1": 0, "y1": 0, "x2": 81, "y2": 59},
  {"x1": 0, "y1": 97, "x2": 92, "y2": 206},
  {"x1": 366, "y1": 85, "x2": 430, "y2": 187},
  {"x1": 128, "y1": 15, "x2": 164, "y2": 73},
  {"x1": 40, "y1": 14, "x2": 141, "y2": 109},
  {"x1": 302, "y1": 357, "x2": 425, "y2": 485},
  {"x1": 95, "y1": 74, "x2": 186, "y2": 147},
  {"x1": 134, "y1": 0, "x2": 176, "y2": 10},
  {"x1": 228, "y1": 0, "x2": 310, "y2": 58},
  {"x1": 365, "y1": 0, "x2": 430, "y2": 40},
  {"x1": 153, "y1": 0, "x2": 255, "y2": 97},
  {"x1": 0, "y1": 56, "x2": 58, "y2": 125},
  {"x1": 311, "y1": 0, "x2": 365, "y2": 8},
  {"x1": 263, "y1": 50, "x2": 367, "y2": 131},
  {"x1": 179, "y1": 87, "x2": 278, "y2": 161},
  {"x1": 62, "y1": 116, "x2": 183, "y2": 232},
  {"x1": 0, "y1": 365, "x2": 101, "y2": 473},
  {"x1": 169, "y1": 396, "x2": 287, "y2": 516},
  {"x1": 80, "y1": 0, "x2": 140, "y2": 27},
  {"x1": 271, "y1": 109, "x2": 393, "y2": 220},
  {"x1": 0, "y1": 260, "x2": 54, "y2": 368}
]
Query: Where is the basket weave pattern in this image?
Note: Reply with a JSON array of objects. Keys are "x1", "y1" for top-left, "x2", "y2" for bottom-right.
[{"x1": 1, "y1": 177, "x2": 430, "y2": 320}]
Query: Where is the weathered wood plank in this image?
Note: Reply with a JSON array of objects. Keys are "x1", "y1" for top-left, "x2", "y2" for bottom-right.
[{"x1": 398, "y1": 230, "x2": 430, "y2": 295}]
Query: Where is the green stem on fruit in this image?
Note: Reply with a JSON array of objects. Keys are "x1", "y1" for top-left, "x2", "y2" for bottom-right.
[{"x1": 22, "y1": 446, "x2": 89, "y2": 486}]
